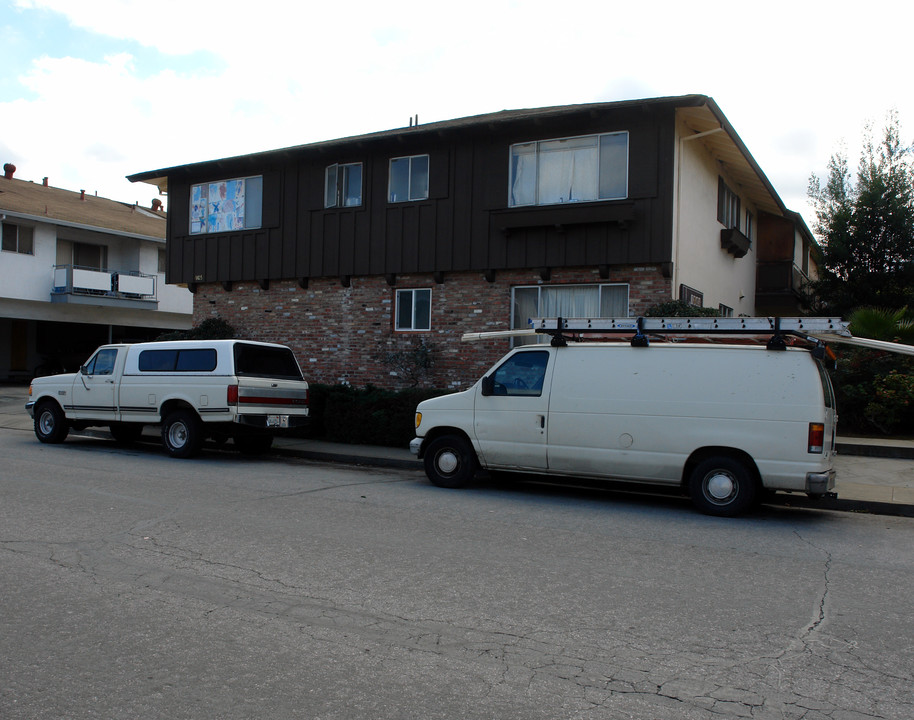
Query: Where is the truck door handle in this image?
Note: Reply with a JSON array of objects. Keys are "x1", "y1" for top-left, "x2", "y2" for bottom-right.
[{"x1": 538, "y1": 415, "x2": 545, "y2": 428}]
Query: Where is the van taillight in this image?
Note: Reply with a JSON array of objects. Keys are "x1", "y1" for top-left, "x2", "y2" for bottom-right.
[
  {"x1": 808, "y1": 423, "x2": 825, "y2": 454},
  {"x1": 227, "y1": 385, "x2": 239, "y2": 405}
]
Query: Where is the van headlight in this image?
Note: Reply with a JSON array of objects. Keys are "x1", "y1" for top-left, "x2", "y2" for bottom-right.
[{"x1": 415, "y1": 411, "x2": 422, "y2": 429}]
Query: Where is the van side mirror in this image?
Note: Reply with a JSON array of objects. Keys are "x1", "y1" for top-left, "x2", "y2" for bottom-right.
[
  {"x1": 481, "y1": 375, "x2": 494, "y2": 396},
  {"x1": 80, "y1": 365, "x2": 89, "y2": 375}
]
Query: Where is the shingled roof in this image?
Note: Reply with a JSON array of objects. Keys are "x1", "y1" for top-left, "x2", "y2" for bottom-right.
[{"x1": 0, "y1": 171, "x2": 165, "y2": 239}]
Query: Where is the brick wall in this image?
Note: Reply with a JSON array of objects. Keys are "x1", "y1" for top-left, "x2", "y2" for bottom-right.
[{"x1": 193, "y1": 265, "x2": 671, "y2": 390}]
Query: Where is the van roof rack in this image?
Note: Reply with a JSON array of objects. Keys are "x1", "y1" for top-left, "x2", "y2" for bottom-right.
[
  {"x1": 464, "y1": 316, "x2": 849, "y2": 353},
  {"x1": 462, "y1": 316, "x2": 914, "y2": 358},
  {"x1": 532, "y1": 316, "x2": 848, "y2": 350}
]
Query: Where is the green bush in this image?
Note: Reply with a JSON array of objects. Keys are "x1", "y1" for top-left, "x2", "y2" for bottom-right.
[
  {"x1": 645, "y1": 300, "x2": 721, "y2": 317},
  {"x1": 304, "y1": 383, "x2": 451, "y2": 447},
  {"x1": 157, "y1": 317, "x2": 236, "y2": 341},
  {"x1": 829, "y1": 349, "x2": 914, "y2": 435}
]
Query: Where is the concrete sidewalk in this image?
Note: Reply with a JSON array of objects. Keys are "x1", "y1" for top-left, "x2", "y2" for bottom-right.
[{"x1": 3, "y1": 384, "x2": 913, "y2": 516}]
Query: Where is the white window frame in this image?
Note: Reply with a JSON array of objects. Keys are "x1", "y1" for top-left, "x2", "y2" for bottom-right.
[
  {"x1": 508, "y1": 131, "x2": 629, "y2": 207},
  {"x1": 388, "y1": 155, "x2": 430, "y2": 203},
  {"x1": 395, "y1": 288, "x2": 432, "y2": 331},
  {"x1": 1, "y1": 221, "x2": 34, "y2": 255},
  {"x1": 511, "y1": 283, "x2": 629, "y2": 344},
  {"x1": 190, "y1": 175, "x2": 263, "y2": 235},
  {"x1": 325, "y1": 162, "x2": 363, "y2": 208},
  {"x1": 717, "y1": 177, "x2": 740, "y2": 229}
]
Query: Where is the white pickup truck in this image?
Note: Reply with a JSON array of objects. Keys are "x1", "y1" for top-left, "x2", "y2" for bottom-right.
[{"x1": 26, "y1": 339, "x2": 310, "y2": 458}]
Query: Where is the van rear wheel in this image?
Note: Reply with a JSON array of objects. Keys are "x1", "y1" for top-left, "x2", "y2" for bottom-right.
[
  {"x1": 689, "y1": 456, "x2": 758, "y2": 517},
  {"x1": 424, "y1": 435, "x2": 477, "y2": 489}
]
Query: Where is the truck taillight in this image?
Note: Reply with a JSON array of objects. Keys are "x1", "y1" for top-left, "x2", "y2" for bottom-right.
[
  {"x1": 227, "y1": 384, "x2": 238, "y2": 405},
  {"x1": 808, "y1": 422, "x2": 825, "y2": 454}
]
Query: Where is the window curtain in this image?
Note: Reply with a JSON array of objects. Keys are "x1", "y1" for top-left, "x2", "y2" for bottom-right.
[
  {"x1": 510, "y1": 144, "x2": 536, "y2": 206},
  {"x1": 537, "y1": 137, "x2": 598, "y2": 204}
]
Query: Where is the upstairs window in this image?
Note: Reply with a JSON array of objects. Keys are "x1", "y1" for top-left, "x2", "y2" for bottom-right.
[
  {"x1": 509, "y1": 132, "x2": 628, "y2": 207},
  {"x1": 395, "y1": 288, "x2": 432, "y2": 331},
  {"x1": 389, "y1": 155, "x2": 429, "y2": 202},
  {"x1": 190, "y1": 175, "x2": 263, "y2": 234},
  {"x1": 717, "y1": 177, "x2": 740, "y2": 229},
  {"x1": 2, "y1": 222, "x2": 34, "y2": 254},
  {"x1": 325, "y1": 163, "x2": 363, "y2": 208}
]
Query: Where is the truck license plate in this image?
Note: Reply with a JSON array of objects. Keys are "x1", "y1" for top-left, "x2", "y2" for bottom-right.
[{"x1": 267, "y1": 415, "x2": 289, "y2": 428}]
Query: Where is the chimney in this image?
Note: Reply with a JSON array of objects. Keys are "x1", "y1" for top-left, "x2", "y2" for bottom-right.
[
  {"x1": 3, "y1": 163, "x2": 15, "y2": 179},
  {"x1": 42, "y1": 177, "x2": 48, "y2": 187},
  {"x1": 80, "y1": 189, "x2": 85, "y2": 201},
  {"x1": 151, "y1": 198, "x2": 163, "y2": 212}
]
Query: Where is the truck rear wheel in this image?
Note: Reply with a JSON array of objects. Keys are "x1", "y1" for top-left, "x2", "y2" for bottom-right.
[
  {"x1": 689, "y1": 456, "x2": 758, "y2": 517},
  {"x1": 34, "y1": 401, "x2": 69, "y2": 444},
  {"x1": 424, "y1": 435, "x2": 477, "y2": 489},
  {"x1": 161, "y1": 410, "x2": 203, "y2": 458}
]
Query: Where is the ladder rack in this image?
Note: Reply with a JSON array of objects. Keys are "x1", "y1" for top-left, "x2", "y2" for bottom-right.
[
  {"x1": 461, "y1": 317, "x2": 850, "y2": 352},
  {"x1": 530, "y1": 316, "x2": 849, "y2": 350}
]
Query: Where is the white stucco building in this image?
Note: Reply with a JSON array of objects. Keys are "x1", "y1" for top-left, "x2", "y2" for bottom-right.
[{"x1": 1, "y1": 164, "x2": 192, "y2": 381}]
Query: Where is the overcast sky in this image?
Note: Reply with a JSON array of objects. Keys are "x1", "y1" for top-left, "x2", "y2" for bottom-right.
[{"x1": 1, "y1": 0, "x2": 910, "y2": 234}]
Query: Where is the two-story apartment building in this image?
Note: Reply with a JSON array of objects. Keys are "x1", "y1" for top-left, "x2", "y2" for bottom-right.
[
  {"x1": 129, "y1": 95, "x2": 818, "y2": 389},
  {"x1": 0, "y1": 164, "x2": 193, "y2": 381}
]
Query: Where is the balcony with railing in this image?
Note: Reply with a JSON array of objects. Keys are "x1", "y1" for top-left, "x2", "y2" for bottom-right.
[
  {"x1": 51, "y1": 265, "x2": 158, "y2": 308},
  {"x1": 755, "y1": 261, "x2": 809, "y2": 315}
]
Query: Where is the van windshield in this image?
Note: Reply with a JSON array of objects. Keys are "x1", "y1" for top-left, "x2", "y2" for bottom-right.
[{"x1": 234, "y1": 344, "x2": 303, "y2": 380}]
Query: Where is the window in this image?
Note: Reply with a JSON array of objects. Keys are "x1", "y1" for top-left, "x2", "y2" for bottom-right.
[
  {"x1": 389, "y1": 155, "x2": 429, "y2": 202},
  {"x1": 509, "y1": 132, "x2": 628, "y2": 207},
  {"x1": 491, "y1": 351, "x2": 549, "y2": 397},
  {"x1": 190, "y1": 175, "x2": 263, "y2": 234},
  {"x1": 719, "y1": 304, "x2": 734, "y2": 317},
  {"x1": 83, "y1": 348, "x2": 118, "y2": 376},
  {"x1": 1, "y1": 222, "x2": 34, "y2": 254},
  {"x1": 744, "y1": 210, "x2": 753, "y2": 242},
  {"x1": 395, "y1": 288, "x2": 431, "y2": 331},
  {"x1": 158, "y1": 249, "x2": 167, "y2": 273},
  {"x1": 325, "y1": 163, "x2": 363, "y2": 208},
  {"x1": 511, "y1": 284, "x2": 628, "y2": 343},
  {"x1": 717, "y1": 177, "x2": 740, "y2": 229},
  {"x1": 679, "y1": 284, "x2": 704, "y2": 307},
  {"x1": 138, "y1": 349, "x2": 218, "y2": 373},
  {"x1": 73, "y1": 242, "x2": 107, "y2": 270},
  {"x1": 234, "y1": 343, "x2": 303, "y2": 380}
]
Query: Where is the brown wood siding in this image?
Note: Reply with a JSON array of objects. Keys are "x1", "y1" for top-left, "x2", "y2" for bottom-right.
[{"x1": 166, "y1": 105, "x2": 677, "y2": 285}]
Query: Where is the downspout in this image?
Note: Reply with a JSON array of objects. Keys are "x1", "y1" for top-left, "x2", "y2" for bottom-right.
[{"x1": 673, "y1": 126, "x2": 725, "y2": 301}]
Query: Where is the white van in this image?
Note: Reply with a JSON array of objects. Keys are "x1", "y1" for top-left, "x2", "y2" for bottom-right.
[{"x1": 411, "y1": 322, "x2": 838, "y2": 516}]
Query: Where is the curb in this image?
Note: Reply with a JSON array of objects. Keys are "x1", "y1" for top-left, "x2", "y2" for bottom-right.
[{"x1": 837, "y1": 442, "x2": 914, "y2": 461}]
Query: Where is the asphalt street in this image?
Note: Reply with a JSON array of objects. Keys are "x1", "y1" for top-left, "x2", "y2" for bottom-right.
[{"x1": 2, "y1": 431, "x2": 913, "y2": 719}]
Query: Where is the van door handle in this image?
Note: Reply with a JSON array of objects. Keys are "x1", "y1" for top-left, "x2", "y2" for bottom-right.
[{"x1": 538, "y1": 415, "x2": 545, "y2": 428}]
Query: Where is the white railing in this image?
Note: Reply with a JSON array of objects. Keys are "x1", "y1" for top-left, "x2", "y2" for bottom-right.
[{"x1": 52, "y1": 265, "x2": 157, "y2": 300}]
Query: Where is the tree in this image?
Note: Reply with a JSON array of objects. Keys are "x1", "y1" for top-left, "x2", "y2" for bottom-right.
[{"x1": 807, "y1": 111, "x2": 914, "y2": 317}]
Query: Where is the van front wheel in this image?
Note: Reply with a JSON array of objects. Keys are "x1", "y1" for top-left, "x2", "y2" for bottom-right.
[
  {"x1": 424, "y1": 435, "x2": 477, "y2": 489},
  {"x1": 689, "y1": 456, "x2": 758, "y2": 517}
]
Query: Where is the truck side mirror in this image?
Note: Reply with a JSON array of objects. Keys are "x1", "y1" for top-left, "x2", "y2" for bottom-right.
[
  {"x1": 481, "y1": 375, "x2": 494, "y2": 396},
  {"x1": 80, "y1": 365, "x2": 89, "y2": 375}
]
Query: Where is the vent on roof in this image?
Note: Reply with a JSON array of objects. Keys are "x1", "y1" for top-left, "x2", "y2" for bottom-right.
[{"x1": 3, "y1": 163, "x2": 15, "y2": 179}]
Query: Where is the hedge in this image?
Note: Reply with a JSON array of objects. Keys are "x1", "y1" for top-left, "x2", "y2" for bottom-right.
[{"x1": 302, "y1": 383, "x2": 451, "y2": 448}]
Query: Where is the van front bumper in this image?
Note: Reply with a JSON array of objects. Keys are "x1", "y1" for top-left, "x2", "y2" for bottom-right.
[
  {"x1": 806, "y1": 469, "x2": 836, "y2": 495},
  {"x1": 409, "y1": 437, "x2": 423, "y2": 457},
  {"x1": 25, "y1": 401, "x2": 35, "y2": 419}
]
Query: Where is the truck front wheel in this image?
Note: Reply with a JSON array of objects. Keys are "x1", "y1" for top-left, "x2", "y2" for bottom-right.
[
  {"x1": 688, "y1": 456, "x2": 758, "y2": 517},
  {"x1": 161, "y1": 410, "x2": 203, "y2": 459},
  {"x1": 424, "y1": 435, "x2": 477, "y2": 489},
  {"x1": 34, "y1": 401, "x2": 69, "y2": 444}
]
